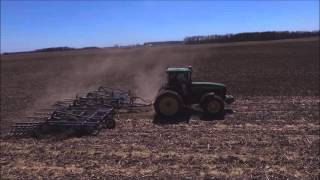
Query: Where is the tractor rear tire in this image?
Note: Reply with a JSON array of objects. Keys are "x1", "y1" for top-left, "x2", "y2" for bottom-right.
[
  {"x1": 154, "y1": 90, "x2": 183, "y2": 117},
  {"x1": 201, "y1": 95, "x2": 224, "y2": 117}
]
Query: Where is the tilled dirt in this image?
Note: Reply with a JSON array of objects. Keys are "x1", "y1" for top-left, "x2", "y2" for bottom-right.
[
  {"x1": 0, "y1": 38, "x2": 319, "y2": 178},
  {"x1": 1, "y1": 97, "x2": 319, "y2": 179}
]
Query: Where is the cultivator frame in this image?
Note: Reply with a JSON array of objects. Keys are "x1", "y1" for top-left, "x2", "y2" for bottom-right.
[{"x1": 9, "y1": 87, "x2": 150, "y2": 137}]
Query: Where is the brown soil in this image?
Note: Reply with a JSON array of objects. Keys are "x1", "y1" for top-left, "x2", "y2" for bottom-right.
[{"x1": 1, "y1": 37, "x2": 319, "y2": 179}]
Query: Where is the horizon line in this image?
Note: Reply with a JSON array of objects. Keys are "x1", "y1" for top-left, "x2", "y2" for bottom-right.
[{"x1": 2, "y1": 29, "x2": 319, "y2": 54}]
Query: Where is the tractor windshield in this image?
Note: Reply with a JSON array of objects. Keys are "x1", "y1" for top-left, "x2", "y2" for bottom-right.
[{"x1": 167, "y1": 72, "x2": 191, "y2": 85}]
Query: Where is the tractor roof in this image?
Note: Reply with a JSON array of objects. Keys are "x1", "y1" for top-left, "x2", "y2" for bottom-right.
[{"x1": 166, "y1": 67, "x2": 191, "y2": 73}]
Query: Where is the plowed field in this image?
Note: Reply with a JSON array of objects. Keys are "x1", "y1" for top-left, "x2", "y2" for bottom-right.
[{"x1": 1, "y1": 38, "x2": 319, "y2": 179}]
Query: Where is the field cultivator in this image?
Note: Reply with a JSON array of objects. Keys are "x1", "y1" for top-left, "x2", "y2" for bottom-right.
[{"x1": 9, "y1": 87, "x2": 150, "y2": 137}]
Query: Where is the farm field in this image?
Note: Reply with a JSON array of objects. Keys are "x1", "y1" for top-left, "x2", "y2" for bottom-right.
[{"x1": 1, "y1": 37, "x2": 319, "y2": 178}]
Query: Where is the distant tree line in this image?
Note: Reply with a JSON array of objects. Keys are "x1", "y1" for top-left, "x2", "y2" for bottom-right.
[
  {"x1": 34, "y1": 46, "x2": 76, "y2": 52},
  {"x1": 144, "y1": 41, "x2": 182, "y2": 46},
  {"x1": 184, "y1": 31, "x2": 320, "y2": 44},
  {"x1": 81, "y1": 46, "x2": 100, "y2": 50},
  {"x1": 2, "y1": 46, "x2": 101, "y2": 55},
  {"x1": 34, "y1": 46, "x2": 101, "y2": 52}
]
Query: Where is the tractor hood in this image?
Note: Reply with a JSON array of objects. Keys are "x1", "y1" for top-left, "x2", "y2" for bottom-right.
[
  {"x1": 191, "y1": 82, "x2": 227, "y2": 97},
  {"x1": 192, "y1": 82, "x2": 226, "y2": 89}
]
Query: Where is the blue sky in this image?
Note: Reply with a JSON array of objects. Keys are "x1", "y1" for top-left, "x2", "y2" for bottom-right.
[{"x1": 1, "y1": 1, "x2": 319, "y2": 52}]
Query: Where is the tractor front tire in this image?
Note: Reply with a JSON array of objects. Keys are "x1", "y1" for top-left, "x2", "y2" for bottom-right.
[
  {"x1": 154, "y1": 90, "x2": 183, "y2": 117},
  {"x1": 201, "y1": 95, "x2": 224, "y2": 117}
]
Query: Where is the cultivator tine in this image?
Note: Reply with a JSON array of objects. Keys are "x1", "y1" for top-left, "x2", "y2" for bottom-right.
[{"x1": 10, "y1": 122, "x2": 42, "y2": 136}]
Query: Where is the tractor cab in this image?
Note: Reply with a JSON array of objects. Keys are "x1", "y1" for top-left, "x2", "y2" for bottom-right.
[
  {"x1": 166, "y1": 67, "x2": 192, "y2": 85},
  {"x1": 166, "y1": 67, "x2": 192, "y2": 95}
]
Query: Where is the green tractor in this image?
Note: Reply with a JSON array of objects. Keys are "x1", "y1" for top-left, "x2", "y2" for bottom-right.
[{"x1": 154, "y1": 66, "x2": 234, "y2": 117}]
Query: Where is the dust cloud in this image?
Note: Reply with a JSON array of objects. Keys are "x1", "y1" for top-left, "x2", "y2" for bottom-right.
[{"x1": 25, "y1": 46, "x2": 197, "y2": 113}]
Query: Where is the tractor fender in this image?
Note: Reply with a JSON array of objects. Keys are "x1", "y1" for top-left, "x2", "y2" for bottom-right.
[{"x1": 155, "y1": 90, "x2": 184, "y2": 105}]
